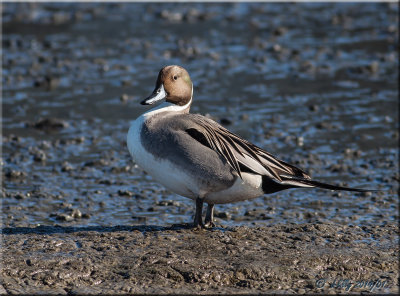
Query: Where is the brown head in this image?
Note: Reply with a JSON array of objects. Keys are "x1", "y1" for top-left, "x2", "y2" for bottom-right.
[{"x1": 141, "y1": 65, "x2": 193, "y2": 106}]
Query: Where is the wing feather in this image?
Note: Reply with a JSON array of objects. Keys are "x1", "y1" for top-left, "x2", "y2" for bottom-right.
[{"x1": 185, "y1": 115, "x2": 310, "y2": 181}]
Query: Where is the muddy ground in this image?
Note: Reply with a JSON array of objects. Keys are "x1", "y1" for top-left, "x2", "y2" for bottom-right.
[
  {"x1": 1, "y1": 2, "x2": 399, "y2": 295},
  {"x1": 2, "y1": 223, "x2": 399, "y2": 294}
]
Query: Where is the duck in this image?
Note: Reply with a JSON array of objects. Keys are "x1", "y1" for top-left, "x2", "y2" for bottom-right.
[{"x1": 127, "y1": 65, "x2": 369, "y2": 228}]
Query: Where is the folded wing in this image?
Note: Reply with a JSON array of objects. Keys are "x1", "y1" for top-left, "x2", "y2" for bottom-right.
[{"x1": 185, "y1": 114, "x2": 311, "y2": 182}]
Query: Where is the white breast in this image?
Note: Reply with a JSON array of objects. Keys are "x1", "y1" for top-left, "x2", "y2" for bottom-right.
[{"x1": 127, "y1": 105, "x2": 198, "y2": 200}]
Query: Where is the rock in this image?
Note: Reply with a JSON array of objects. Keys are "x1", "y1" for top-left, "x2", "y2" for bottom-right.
[
  {"x1": 29, "y1": 118, "x2": 69, "y2": 130},
  {"x1": 157, "y1": 200, "x2": 181, "y2": 206},
  {"x1": 14, "y1": 193, "x2": 26, "y2": 200},
  {"x1": 315, "y1": 122, "x2": 333, "y2": 130},
  {"x1": 61, "y1": 161, "x2": 74, "y2": 172},
  {"x1": 215, "y1": 211, "x2": 231, "y2": 219},
  {"x1": 366, "y1": 61, "x2": 379, "y2": 74},
  {"x1": 33, "y1": 150, "x2": 47, "y2": 162},
  {"x1": 71, "y1": 209, "x2": 82, "y2": 219},
  {"x1": 118, "y1": 190, "x2": 134, "y2": 197},
  {"x1": 160, "y1": 10, "x2": 183, "y2": 22},
  {"x1": 55, "y1": 213, "x2": 74, "y2": 221},
  {"x1": 33, "y1": 76, "x2": 60, "y2": 90},
  {"x1": 220, "y1": 118, "x2": 232, "y2": 125},
  {"x1": 120, "y1": 94, "x2": 129, "y2": 102},
  {"x1": 273, "y1": 27, "x2": 288, "y2": 36},
  {"x1": 5, "y1": 170, "x2": 26, "y2": 179}
]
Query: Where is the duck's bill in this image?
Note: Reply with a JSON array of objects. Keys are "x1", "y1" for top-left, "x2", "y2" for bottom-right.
[{"x1": 141, "y1": 84, "x2": 166, "y2": 105}]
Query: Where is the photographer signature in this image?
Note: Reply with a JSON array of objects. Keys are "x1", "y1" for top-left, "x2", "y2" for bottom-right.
[{"x1": 315, "y1": 277, "x2": 388, "y2": 292}]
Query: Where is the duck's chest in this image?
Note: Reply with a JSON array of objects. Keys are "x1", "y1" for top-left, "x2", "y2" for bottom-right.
[
  {"x1": 126, "y1": 116, "x2": 197, "y2": 198},
  {"x1": 127, "y1": 116, "x2": 148, "y2": 166},
  {"x1": 127, "y1": 117, "x2": 165, "y2": 177}
]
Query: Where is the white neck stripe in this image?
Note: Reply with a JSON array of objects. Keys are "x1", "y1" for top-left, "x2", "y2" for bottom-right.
[
  {"x1": 143, "y1": 97, "x2": 192, "y2": 118},
  {"x1": 142, "y1": 84, "x2": 193, "y2": 118}
]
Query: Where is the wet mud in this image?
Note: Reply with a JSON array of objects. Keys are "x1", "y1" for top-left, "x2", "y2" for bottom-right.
[
  {"x1": 1, "y1": 2, "x2": 399, "y2": 294},
  {"x1": 2, "y1": 223, "x2": 399, "y2": 294}
]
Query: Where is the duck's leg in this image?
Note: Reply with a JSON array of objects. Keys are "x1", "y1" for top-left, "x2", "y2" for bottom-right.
[
  {"x1": 205, "y1": 204, "x2": 216, "y2": 228},
  {"x1": 193, "y1": 197, "x2": 205, "y2": 228}
]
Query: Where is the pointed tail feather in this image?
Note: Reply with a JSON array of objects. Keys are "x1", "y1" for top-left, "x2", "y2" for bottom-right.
[{"x1": 281, "y1": 175, "x2": 374, "y2": 192}]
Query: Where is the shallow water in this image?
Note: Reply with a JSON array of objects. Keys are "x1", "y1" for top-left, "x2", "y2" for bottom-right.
[{"x1": 2, "y1": 2, "x2": 399, "y2": 228}]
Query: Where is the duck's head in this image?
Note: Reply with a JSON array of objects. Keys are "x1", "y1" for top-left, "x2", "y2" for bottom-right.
[{"x1": 141, "y1": 65, "x2": 193, "y2": 106}]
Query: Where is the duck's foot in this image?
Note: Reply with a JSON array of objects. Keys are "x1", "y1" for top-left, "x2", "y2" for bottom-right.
[
  {"x1": 204, "y1": 221, "x2": 216, "y2": 228},
  {"x1": 204, "y1": 203, "x2": 215, "y2": 228}
]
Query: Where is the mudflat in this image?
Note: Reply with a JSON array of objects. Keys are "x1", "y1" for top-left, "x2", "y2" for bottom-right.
[{"x1": 1, "y1": 223, "x2": 398, "y2": 294}]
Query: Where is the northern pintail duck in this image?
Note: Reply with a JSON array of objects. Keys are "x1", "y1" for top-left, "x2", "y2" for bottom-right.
[{"x1": 127, "y1": 65, "x2": 369, "y2": 228}]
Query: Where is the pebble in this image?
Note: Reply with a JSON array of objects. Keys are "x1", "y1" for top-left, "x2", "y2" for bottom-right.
[
  {"x1": 5, "y1": 170, "x2": 26, "y2": 179},
  {"x1": 120, "y1": 94, "x2": 129, "y2": 102},
  {"x1": 160, "y1": 10, "x2": 183, "y2": 22},
  {"x1": 71, "y1": 209, "x2": 82, "y2": 219},
  {"x1": 273, "y1": 27, "x2": 287, "y2": 36},
  {"x1": 14, "y1": 193, "x2": 26, "y2": 200},
  {"x1": 157, "y1": 200, "x2": 181, "y2": 206},
  {"x1": 30, "y1": 118, "x2": 69, "y2": 130},
  {"x1": 33, "y1": 150, "x2": 47, "y2": 162},
  {"x1": 55, "y1": 213, "x2": 74, "y2": 222},
  {"x1": 118, "y1": 190, "x2": 134, "y2": 197},
  {"x1": 220, "y1": 118, "x2": 232, "y2": 125},
  {"x1": 33, "y1": 76, "x2": 60, "y2": 90},
  {"x1": 61, "y1": 162, "x2": 74, "y2": 172},
  {"x1": 315, "y1": 122, "x2": 333, "y2": 130},
  {"x1": 215, "y1": 212, "x2": 231, "y2": 220}
]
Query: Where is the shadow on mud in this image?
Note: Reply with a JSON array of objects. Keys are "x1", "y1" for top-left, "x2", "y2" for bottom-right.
[{"x1": 1, "y1": 224, "x2": 229, "y2": 235}]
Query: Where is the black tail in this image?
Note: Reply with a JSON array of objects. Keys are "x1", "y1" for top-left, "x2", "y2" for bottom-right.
[{"x1": 281, "y1": 175, "x2": 373, "y2": 192}]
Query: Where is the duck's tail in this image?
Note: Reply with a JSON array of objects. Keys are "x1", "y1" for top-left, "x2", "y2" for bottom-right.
[{"x1": 280, "y1": 175, "x2": 373, "y2": 192}]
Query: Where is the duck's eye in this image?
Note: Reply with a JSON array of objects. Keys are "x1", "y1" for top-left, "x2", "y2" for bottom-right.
[{"x1": 173, "y1": 75, "x2": 178, "y2": 81}]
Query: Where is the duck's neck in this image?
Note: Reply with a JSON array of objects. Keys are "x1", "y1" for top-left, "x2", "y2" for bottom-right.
[
  {"x1": 143, "y1": 89, "x2": 193, "y2": 118},
  {"x1": 142, "y1": 99, "x2": 192, "y2": 120}
]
